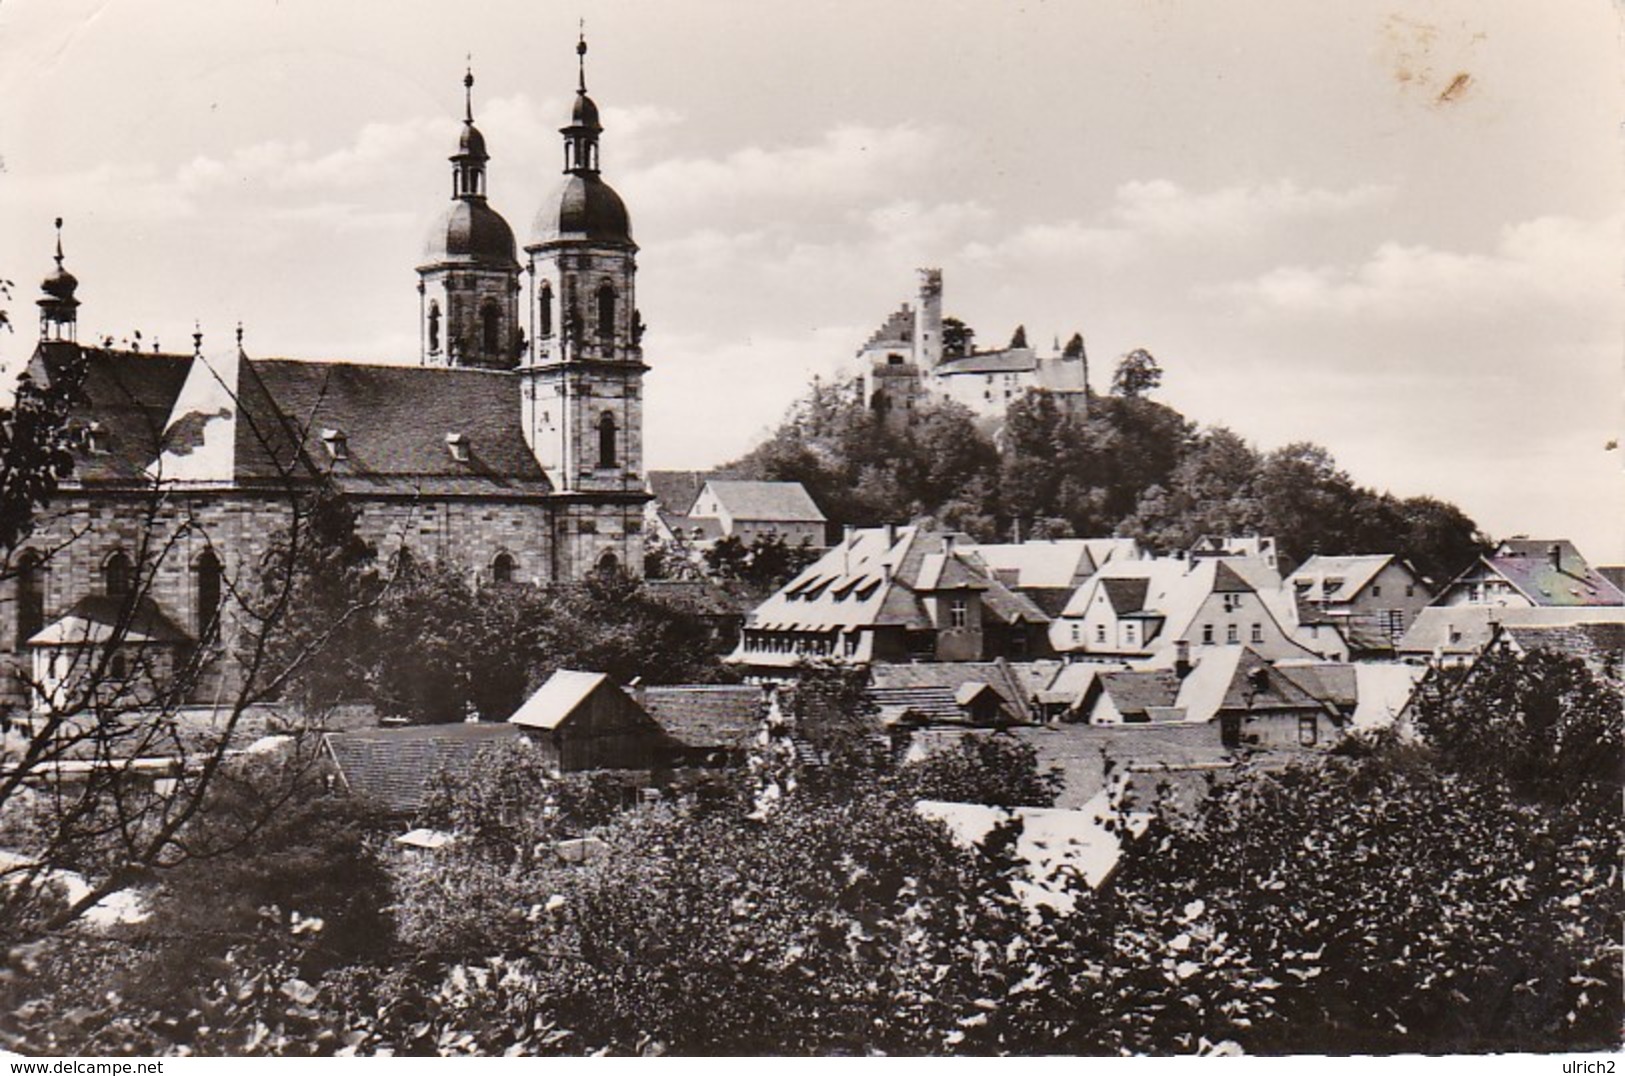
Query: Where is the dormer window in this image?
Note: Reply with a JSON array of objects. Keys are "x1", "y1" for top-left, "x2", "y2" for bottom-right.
[
  {"x1": 321, "y1": 428, "x2": 348, "y2": 461},
  {"x1": 445, "y1": 432, "x2": 469, "y2": 462},
  {"x1": 84, "y1": 421, "x2": 108, "y2": 455}
]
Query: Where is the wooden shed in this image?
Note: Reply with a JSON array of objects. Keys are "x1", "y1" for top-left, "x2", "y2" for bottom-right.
[{"x1": 509, "y1": 670, "x2": 668, "y2": 773}]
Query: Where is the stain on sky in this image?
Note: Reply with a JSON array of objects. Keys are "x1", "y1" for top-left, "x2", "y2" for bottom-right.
[{"x1": 1383, "y1": 13, "x2": 1482, "y2": 107}]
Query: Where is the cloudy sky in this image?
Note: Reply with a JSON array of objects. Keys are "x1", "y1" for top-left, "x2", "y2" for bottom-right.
[{"x1": 2, "y1": 0, "x2": 1621, "y2": 561}]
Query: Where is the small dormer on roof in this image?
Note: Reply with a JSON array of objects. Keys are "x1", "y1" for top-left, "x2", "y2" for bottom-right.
[
  {"x1": 321, "y1": 427, "x2": 348, "y2": 461},
  {"x1": 445, "y1": 431, "x2": 469, "y2": 462}
]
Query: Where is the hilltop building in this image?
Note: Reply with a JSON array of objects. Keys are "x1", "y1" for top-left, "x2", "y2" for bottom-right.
[
  {"x1": 4, "y1": 41, "x2": 652, "y2": 708},
  {"x1": 859, "y1": 269, "x2": 1089, "y2": 429}
]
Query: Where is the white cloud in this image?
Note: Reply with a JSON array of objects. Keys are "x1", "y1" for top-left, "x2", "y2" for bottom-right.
[
  {"x1": 1110, "y1": 178, "x2": 1395, "y2": 238},
  {"x1": 1213, "y1": 211, "x2": 1624, "y2": 321}
]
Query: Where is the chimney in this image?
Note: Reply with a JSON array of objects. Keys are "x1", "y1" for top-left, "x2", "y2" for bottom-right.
[
  {"x1": 1174, "y1": 639, "x2": 1192, "y2": 679},
  {"x1": 1547, "y1": 543, "x2": 1562, "y2": 572},
  {"x1": 884, "y1": 522, "x2": 897, "y2": 548},
  {"x1": 628, "y1": 675, "x2": 646, "y2": 710},
  {"x1": 943, "y1": 533, "x2": 956, "y2": 555}
]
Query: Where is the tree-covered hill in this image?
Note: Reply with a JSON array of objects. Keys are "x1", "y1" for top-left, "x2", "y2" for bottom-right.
[{"x1": 722, "y1": 353, "x2": 1488, "y2": 583}]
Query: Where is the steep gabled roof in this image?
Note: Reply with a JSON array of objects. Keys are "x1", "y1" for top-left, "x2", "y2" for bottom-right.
[
  {"x1": 1101, "y1": 577, "x2": 1150, "y2": 615},
  {"x1": 32, "y1": 342, "x2": 192, "y2": 485},
  {"x1": 934, "y1": 348, "x2": 1039, "y2": 376},
  {"x1": 1288, "y1": 555, "x2": 1396, "y2": 603},
  {"x1": 509, "y1": 670, "x2": 613, "y2": 729},
  {"x1": 1498, "y1": 622, "x2": 1625, "y2": 676},
  {"x1": 696, "y1": 480, "x2": 825, "y2": 524},
  {"x1": 647, "y1": 470, "x2": 712, "y2": 515},
  {"x1": 1096, "y1": 669, "x2": 1183, "y2": 720}
]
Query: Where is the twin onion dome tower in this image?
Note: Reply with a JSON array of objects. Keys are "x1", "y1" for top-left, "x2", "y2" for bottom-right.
[{"x1": 416, "y1": 35, "x2": 646, "y2": 522}]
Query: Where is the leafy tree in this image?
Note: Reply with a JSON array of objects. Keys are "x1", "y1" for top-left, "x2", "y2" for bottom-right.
[
  {"x1": 1062, "y1": 332, "x2": 1085, "y2": 360},
  {"x1": 1, "y1": 354, "x2": 88, "y2": 555},
  {"x1": 1110, "y1": 348, "x2": 1162, "y2": 398},
  {"x1": 893, "y1": 734, "x2": 1063, "y2": 808},
  {"x1": 1009, "y1": 324, "x2": 1028, "y2": 349},
  {"x1": 251, "y1": 486, "x2": 381, "y2": 715},
  {"x1": 941, "y1": 316, "x2": 975, "y2": 358}
]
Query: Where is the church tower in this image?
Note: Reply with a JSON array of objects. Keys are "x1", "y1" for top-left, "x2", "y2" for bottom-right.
[
  {"x1": 418, "y1": 68, "x2": 522, "y2": 369},
  {"x1": 521, "y1": 36, "x2": 650, "y2": 580}
]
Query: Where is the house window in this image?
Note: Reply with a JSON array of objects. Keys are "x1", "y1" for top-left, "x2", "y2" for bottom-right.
[
  {"x1": 1095, "y1": 624, "x2": 1107, "y2": 644},
  {"x1": 1201, "y1": 624, "x2": 1214, "y2": 645},
  {"x1": 1250, "y1": 623, "x2": 1263, "y2": 644},
  {"x1": 491, "y1": 552, "x2": 516, "y2": 585},
  {"x1": 195, "y1": 550, "x2": 223, "y2": 637},
  {"x1": 1405, "y1": 584, "x2": 1415, "y2": 598},
  {"x1": 538, "y1": 282, "x2": 553, "y2": 337},
  {"x1": 597, "y1": 282, "x2": 616, "y2": 342},
  {"x1": 1298, "y1": 715, "x2": 1318, "y2": 746},
  {"x1": 1371, "y1": 585, "x2": 1381, "y2": 598},
  {"x1": 104, "y1": 551, "x2": 134, "y2": 597},
  {"x1": 15, "y1": 550, "x2": 43, "y2": 653},
  {"x1": 950, "y1": 598, "x2": 968, "y2": 629},
  {"x1": 1383, "y1": 609, "x2": 1405, "y2": 637},
  {"x1": 1071, "y1": 623, "x2": 1081, "y2": 644},
  {"x1": 598, "y1": 412, "x2": 618, "y2": 468},
  {"x1": 427, "y1": 300, "x2": 441, "y2": 353},
  {"x1": 1226, "y1": 624, "x2": 1239, "y2": 644}
]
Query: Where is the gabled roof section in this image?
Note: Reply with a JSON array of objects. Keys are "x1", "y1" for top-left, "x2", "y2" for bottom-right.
[
  {"x1": 934, "y1": 348, "x2": 1039, "y2": 376},
  {"x1": 1097, "y1": 669, "x2": 1183, "y2": 720},
  {"x1": 858, "y1": 305, "x2": 914, "y2": 354},
  {"x1": 1465, "y1": 540, "x2": 1625, "y2": 607},
  {"x1": 1399, "y1": 605, "x2": 1625, "y2": 658},
  {"x1": 1498, "y1": 622, "x2": 1625, "y2": 676},
  {"x1": 640, "y1": 685, "x2": 764, "y2": 750},
  {"x1": 1288, "y1": 555, "x2": 1394, "y2": 602},
  {"x1": 647, "y1": 470, "x2": 712, "y2": 515},
  {"x1": 323, "y1": 722, "x2": 520, "y2": 815},
  {"x1": 962, "y1": 540, "x2": 1099, "y2": 590},
  {"x1": 1101, "y1": 577, "x2": 1150, "y2": 615},
  {"x1": 243, "y1": 359, "x2": 551, "y2": 497},
  {"x1": 32, "y1": 342, "x2": 193, "y2": 485},
  {"x1": 28, "y1": 594, "x2": 191, "y2": 647},
  {"x1": 510, "y1": 669, "x2": 612, "y2": 729},
  {"x1": 697, "y1": 480, "x2": 826, "y2": 524}
]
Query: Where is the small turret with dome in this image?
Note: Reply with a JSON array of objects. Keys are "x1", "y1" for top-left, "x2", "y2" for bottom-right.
[
  {"x1": 417, "y1": 65, "x2": 522, "y2": 370},
  {"x1": 38, "y1": 218, "x2": 81, "y2": 343},
  {"x1": 530, "y1": 35, "x2": 634, "y2": 249}
]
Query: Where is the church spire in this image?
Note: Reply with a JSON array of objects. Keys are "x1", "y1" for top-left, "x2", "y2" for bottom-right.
[
  {"x1": 450, "y1": 63, "x2": 489, "y2": 199},
  {"x1": 562, "y1": 32, "x2": 603, "y2": 174},
  {"x1": 37, "y1": 217, "x2": 80, "y2": 343}
]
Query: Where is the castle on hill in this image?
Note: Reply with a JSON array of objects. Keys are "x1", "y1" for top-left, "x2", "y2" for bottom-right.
[{"x1": 858, "y1": 269, "x2": 1090, "y2": 429}]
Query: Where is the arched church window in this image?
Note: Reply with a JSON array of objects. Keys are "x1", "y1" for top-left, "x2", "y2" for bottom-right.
[
  {"x1": 538, "y1": 282, "x2": 553, "y2": 338},
  {"x1": 195, "y1": 550, "x2": 223, "y2": 638},
  {"x1": 427, "y1": 300, "x2": 441, "y2": 353},
  {"x1": 597, "y1": 282, "x2": 616, "y2": 342},
  {"x1": 481, "y1": 302, "x2": 502, "y2": 355},
  {"x1": 15, "y1": 550, "x2": 43, "y2": 653},
  {"x1": 491, "y1": 551, "x2": 516, "y2": 585},
  {"x1": 595, "y1": 551, "x2": 621, "y2": 576},
  {"x1": 598, "y1": 411, "x2": 617, "y2": 468},
  {"x1": 104, "y1": 550, "x2": 133, "y2": 597}
]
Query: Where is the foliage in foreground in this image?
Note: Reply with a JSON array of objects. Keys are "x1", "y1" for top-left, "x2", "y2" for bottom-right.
[{"x1": 2, "y1": 654, "x2": 1618, "y2": 1056}]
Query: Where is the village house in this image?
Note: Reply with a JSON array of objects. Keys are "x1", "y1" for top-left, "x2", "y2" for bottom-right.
[
  {"x1": 730, "y1": 525, "x2": 1052, "y2": 676},
  {"x1": 1396, "y1": 604, "x2": 1625, "y2": 668},
  {"x1": 686, "y1": 479, "x2": 828, "y2": 548},
  {"x1": 959, "y1": 537, "x2": 1141, "y2": 616},
  {"x1": 1286, "y1": 554, "x2": 1435, "y2": 657},
  {"x1": 1049, "y1": 554, "x2": 1322, "y2": 663},
  {"x1": 1434, "y1": 539, "x2": 1625, "y2": 609}
]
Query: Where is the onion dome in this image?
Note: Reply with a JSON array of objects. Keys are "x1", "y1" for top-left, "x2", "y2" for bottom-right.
[
  {"x1": 40, "y1": 219, "x2": 78, "y2": 301},
  {"x1": 531, "y1": 35, "x2": 635, "y2": 249},
  {"x1": 423, "y1": 198, "x2": 518, "y2": 265}
]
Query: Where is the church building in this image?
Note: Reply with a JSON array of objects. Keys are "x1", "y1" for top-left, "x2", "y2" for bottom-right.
[{"x1": 4, "y1": 39, "x2": 651, "y2": 709}]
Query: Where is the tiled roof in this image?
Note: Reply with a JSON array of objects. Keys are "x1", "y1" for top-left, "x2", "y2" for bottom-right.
[
  {"x1": 33, "y1": 344, "x2": 560, "y2": 498},
  {"x1": 963, "y1": 540, "x2": 1099, "y2": 590},
  {"x1": 639, "y1": 685, "x2": 764, "y2": 750},
  {"x1": 324, "y1": 722, "x2": 520, "y2": 815},
  {"x1": 33, "y1": 343, "x2": 192, "y2": 485},
  {"x1": 1011, "y1": 723, "x2": 1231, "y2": 809},
  {"x1": 1097, "y1": 670, "x2": 1183, "y2": 719},
  {"x1": 1446, "y1": 540, "x2": 1625, "y2": 607},
  {"x1": 1399, "y1": 605, "x2": 1625, "y2": 658},
  {"x1": 1500, "y1": 623, "x2": 1625, "y2": 675},
  {"x1": 647, "y1": 470, "x2": 713, "y2": 515},
  {"x1": 1288, "y1": 555, "x2": 1394, "y2": 603},
  {"x1": 870, "y1": 685, "x2": 966, "y2": 725},
  {"x1": 243, "y1": 359, "x2": 553, "y2": 497},
  {"x1": 934, "y1": 348, "x2": 1039, "y2": 376},
  {"x1": 660, "y1": 512, "x2": 725, "y2": 543},
  {"x1": 869, "y1": 660, "x2": 1032, "y2": 721},
  {"x1": 1599, "y1": 566, "x2": 1625, "y2": 593},
  {"x1": 1101, "y1": 577, "x2": 1150, "y2": 615},
  {"x1": 29, "y1": 594, "x2": 191, "y2": 646},
  {"x1": 697, "y1": 480, "x2": 826, "y2": 524}
]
